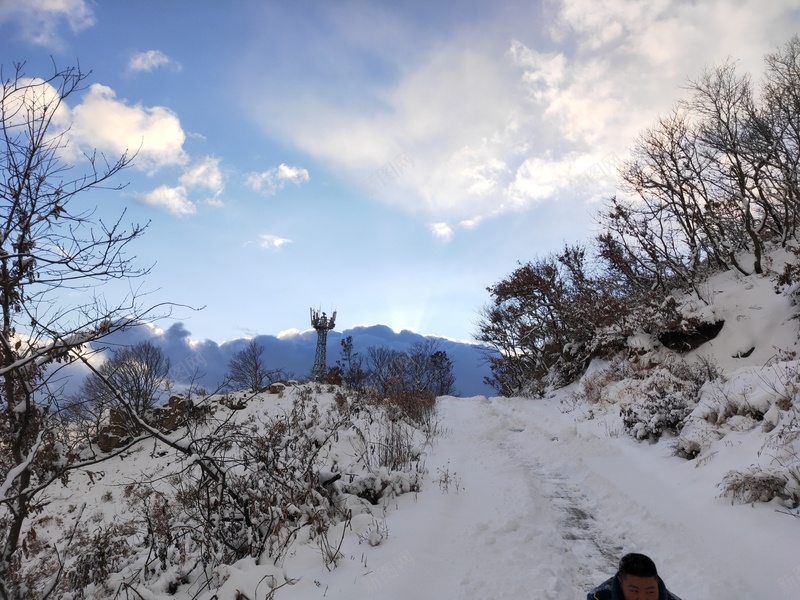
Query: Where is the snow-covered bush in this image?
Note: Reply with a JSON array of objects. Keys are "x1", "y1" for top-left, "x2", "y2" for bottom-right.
[
  {"x1": 356, "y1": 518, "x2": 389, "y2": 547},
  {"x1": 719, "y1": 467, "x2": 799, "y2": 506},
  {"x1": 620, "y1": 360, "x2": 713, "y2": 441},
  {"x1": 679, "y1": 359, "x2": 800, "y2": 506},
  {"x1": 34, "y1": 384, "x2": 436, "y2": 599},
  {"x1": 622, "y1": 390, "x2": 694, "y2": 441},
  {"x1": 724, "y1": 403, "x2": 800, "y2": 507},
  {"x1": 571, "y1": 357, "x2": 633, "y2": 405},
  {"x1": 676, "y1": 361, "x2": 795, "y2": 458},
  {"x1": 62, "y1": 522, "x2": 137, "y2": 599},
  {"x1": 341, "y1": 390, "x2": 427, "y2": 502},
  {"x1": 761, "y1": 408, "x2": 800, "y2": 505}
]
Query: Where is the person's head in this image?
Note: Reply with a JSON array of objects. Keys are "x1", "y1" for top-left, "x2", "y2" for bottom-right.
[{"x1": 616, "y1": 553, "x2": 660, "y2": 600}]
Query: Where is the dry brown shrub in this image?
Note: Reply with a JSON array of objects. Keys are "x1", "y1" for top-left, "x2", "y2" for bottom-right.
[
  {"x1": 719, "y1": 468, "x2": 798, "y2": 506},
  {"x1": 384, "y1": 388, "x2": 437, "y2": 426}
]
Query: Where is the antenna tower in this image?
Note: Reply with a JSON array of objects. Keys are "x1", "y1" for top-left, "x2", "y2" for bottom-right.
[{"x1": 310, "y1": 308, "x2": 336, "y2": 381}]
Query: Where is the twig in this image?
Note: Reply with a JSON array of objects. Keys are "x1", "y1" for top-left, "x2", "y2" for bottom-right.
[{"x1": 40, "y1": 502, "x2": 86, "y2": 599}]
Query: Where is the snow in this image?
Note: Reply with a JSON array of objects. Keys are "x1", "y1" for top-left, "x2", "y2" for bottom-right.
[
  {"x1": 31, "y1": 391, "x2": 798, "y2": 599},
  {"x1": 11, "y1": 264, "x2": 800, "y2": 599},
  {"x1": 187, "y1": 393, "x2": 797, "y2": 600}
]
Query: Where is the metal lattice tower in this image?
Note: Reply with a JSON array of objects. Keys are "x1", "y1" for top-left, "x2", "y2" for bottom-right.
[{"x1": 310, "y1": 308, "x2": 336, "y2": 381}]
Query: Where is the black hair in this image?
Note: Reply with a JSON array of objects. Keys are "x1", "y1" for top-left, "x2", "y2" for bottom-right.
[{"x1": 618, "y1": 553, "x2": 658, "y2": 579}]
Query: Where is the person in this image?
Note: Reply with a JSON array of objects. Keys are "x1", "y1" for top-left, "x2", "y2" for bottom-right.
[{"x1": 587, "y1": 553, "x2": 683, "y2": 600}]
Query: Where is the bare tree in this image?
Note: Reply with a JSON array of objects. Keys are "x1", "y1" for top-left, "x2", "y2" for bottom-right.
[
  {"x1": 476, "y1": 301, "x2": 532, "y2": 396},
  {"x1": 599, "y1": 43, "x2": 800, "y2": 296},
  {"x1": 760, "y1": 35, "x2": 800, "y2": 243},
  {"x1": 0, "y1": 61, "x2": 164, "y2": 599},
  {"x1": 406, "y1": 340, "x2": 456, "y2": 396},
  {"x1": 427, "y1": 349, "x2": 456, "y2": 396},
  {"x1": 364, "y1": 341, "x2": 456, "y2": 397},
  {"x1": 612, "y1": 108, "x2": 743, "y2": 286},
  {"x1": 226, "y1": 339, "x2": 280, "y2": 392},
  {"x1": 366, "y1": 346, "x2": 408, "y2": 396},
  {"x1": 476, "y1": 245, "x2": 631, "y2": 396},
  {"x1": 78, "y1": 341, "x2": 171, "y2": 432},
  {"x1": 336, "y1": 335, "x2": 366, "y2": 390},
  {"x1": 475, "y1": 252, "x2": 580, "y2": 396},
  {"x1": 685, "y1": 61, "x2": 769, "y2": 274}
]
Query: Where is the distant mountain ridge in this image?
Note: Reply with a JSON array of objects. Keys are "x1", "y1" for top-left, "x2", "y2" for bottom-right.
[{"x1": 86, "y1": 322, "x2": 497, "y2": 397}]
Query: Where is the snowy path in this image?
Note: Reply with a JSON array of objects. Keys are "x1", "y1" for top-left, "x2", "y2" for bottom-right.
[
  {"x1": 253, "y1": 395, "x2": 795, "y2": 600},
  {"x1": 392, "y1": 395, "x2": 643, "y2": 600}
]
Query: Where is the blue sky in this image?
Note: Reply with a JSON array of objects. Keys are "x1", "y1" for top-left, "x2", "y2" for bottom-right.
[{"x1": 1, "y1": 0, "x2": 799, "y2": 346}]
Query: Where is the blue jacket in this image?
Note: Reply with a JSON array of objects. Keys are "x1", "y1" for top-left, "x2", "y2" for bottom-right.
[{"x1": 587, "y1": 574, "x2": 683, "y2": 600}]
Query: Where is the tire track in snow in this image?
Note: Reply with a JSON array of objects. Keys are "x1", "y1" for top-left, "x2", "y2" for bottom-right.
[
  {"x1": 438, "y1": 397, "x2": 570, "y2": 599},
  {"x1": 409, "y1": 396, "x2": 621, "y2": 598},
  {"x1": 487, "y1": 404, "x2": 622, "y2": 595},
  {"x1": 479, "y1": 396, "x2": 769, "y2": 599},
  {"x1": 388, "y1": 396, "x2": 588, "y2": 600}
]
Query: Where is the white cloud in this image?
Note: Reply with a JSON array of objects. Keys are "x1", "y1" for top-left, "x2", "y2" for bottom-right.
[
  {"x1": 204, "y1": 197, "x2": 225, "y2": 209},
  {"x1": 0, "y1": 0, "x2": 95, "y2": 47},
  {"x1": 142, "y1": 185, "x2": 196, "y2": 217},
  {"x1": 258, "y1": 234, "x2": 292, "y2": 250},
  {"x1": 1, "y1": 77, "x2": 71, "y2": 131},
  {"x1": 276, "y1": 164, "x2": 309, "y2": 184},
  {"x1": 277, "y1": 328, "x2": 302, "y2": 339},
  {"x1": 539, "y1": 0, "x2": 800, "y2": 148},
  {"x1": 246, "y1": 164, "x2": 310, "y2": 196},
  {"x1": 549, "y1": 0, "x2": 661, "y2": 49},
  {"x1": 505, "y1": 155, "x2": 574, "y2": 208},
  {"x1": 3, "y1": 77, "x2": 189, "y2": 177},
  {"x1": 245, "y1": 0, "x2": 800, "y2": 228},
  {"x1": 5, "y1": 77, "x2": 207, "y2": 217},
  {"x1": 180, "y1": 156, "x2": 224, "y2": 195},
  {"x1": 129, "y1": 50, "x2": 182, "y2": 73},
  {"x1": 458, "y1": 216, "x2": 484, "y2": 230},
  {"x1": 248, "y1": 31, "x2": 565, "y2": 222},
  {"x1": 507, "y1": 41, "x2": 567, "y2": 103},
  {"x1": 429, "y1": 222, "x2": 454, "y2": 242},
  {"x1": 70, "y1": 84, "x2": 187, "y2": 172},
  {"x1": 451, "y1": 147, "x2": 510, "y2": 198}
]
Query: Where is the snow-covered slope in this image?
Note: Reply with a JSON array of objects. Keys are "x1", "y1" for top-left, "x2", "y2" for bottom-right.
[{"x1": 15, "y1": 264, "x2": 800, "y2": 599}]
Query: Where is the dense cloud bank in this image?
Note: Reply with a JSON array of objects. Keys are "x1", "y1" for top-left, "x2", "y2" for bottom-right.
[{"x1": 71, "y1": 323, "x2": 495, "y2": 398}]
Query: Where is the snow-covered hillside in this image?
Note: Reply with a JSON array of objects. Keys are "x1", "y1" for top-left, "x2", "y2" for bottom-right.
[{"x1": 14, "y1": 265, "x2": 800, "y2": 599}]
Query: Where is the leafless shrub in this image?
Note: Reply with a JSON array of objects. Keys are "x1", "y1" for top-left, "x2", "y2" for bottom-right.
[
  {"x1": 350, "y1": 415, "x2": 423, "y2": 477},
  {"x1": 436, "y1": 460, "x2": 462, "y2": 493},
  {"x1": 386, "y1": 388, "x2": 437, "y2": 428},
  {"x1": 578, "y1": 365, "x2": 625, "y2": 404},
  {"x1": 61, "y1": 522, "x2": 136, "y2": 598},
  {"x1": 718, "y1": 467, "x2": 799, "y2": 506},
  {"x1": 757, "y1": 359, "x2": 799, "y2": 412},
  {"x1": 356, "y1": 518, "x2": 389, "y2": 547}
]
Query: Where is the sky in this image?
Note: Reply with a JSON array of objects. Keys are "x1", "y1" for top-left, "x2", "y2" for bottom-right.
[{"x1": 1, "y1": 0, "x2": 799, "y2": 347}]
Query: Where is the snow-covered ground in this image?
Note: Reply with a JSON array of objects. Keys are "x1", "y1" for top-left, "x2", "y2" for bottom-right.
[
  {"x1": 18, "y1": 263, "x2": 800, "y2": 599},
  {"x1": 44, "y1": 387, "x2": 798, "y2": 599},
  {"x1": 204, "y1": 393, "x2": 796, "y2": 600}
]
